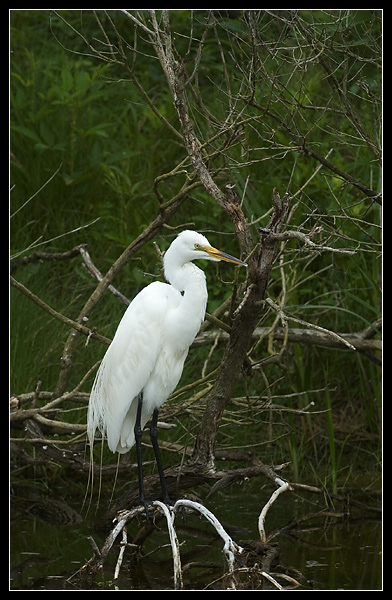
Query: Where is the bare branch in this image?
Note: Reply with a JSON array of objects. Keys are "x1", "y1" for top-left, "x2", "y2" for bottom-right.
[
  {"x1": 258, "y1": 478, "x2": 291, "y2": 543},
  {"x1": 79, "y1": 245, "x2": 130, "y2": 307},
  {"x1": 10, "y1": 276, "x2": 111, "y2": 347},
  {"x1": 265, "y1": 297, "x2": 357, "y2": 351},
  {"x1": 52, "y1": 178, "x2": 197, "y2": 396},
  {"x1": 193, "y1": 326, "x2": 381, "y2": 357},
  {"x1": 119, "y1": 9, "x2": 155, "y2": 37},
  {"x1": 10, "y1": 244, "x2": 88, "y2": 274},
  {"x1": 258, "y1": 226, "x2": 357, "y2": 255}
]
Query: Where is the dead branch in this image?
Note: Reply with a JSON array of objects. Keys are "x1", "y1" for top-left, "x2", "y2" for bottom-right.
[
  {"x1": 190, "y1": 190, "x2": 291, "y2": 469},
  {"x1": 246, "y1": 100, "x2": 381, "y2": 204},
  {"x1": 75, "y1": 499, "x2": 245, "y2": 589},
  {"x1": 10, "y1": 276, "x2": 111, "y2": 347},
  {"x1": 153, "y1": 501, "x2": 183, "y2": 589},
  {"x1": 193, "y1": 326, "x2": 381, "y2": 359},
  {"x1": 12, "y1": 13, "x2": 381, "y2": 590},
  {"x1": 148, "y1": 10, "x2": 254, "y2": 257},
  {"x1": 10, "y1": 243, "x2": 88, "y2": 274},
  {"x1": 258, "y1": 478, "x2": 291, "y2": 543},
  {"x1": 73, "y1": 460, "x2": 379, "y2": 590},
  {"x1": 258, "y1": 226, "x2": 357, "y2": 255},
  {"x1": 52, "y1": 179, "x2": 200, "y2": 397},
  {"x1": 79, "y1": 245, "x2": 130, "y2": 307}
]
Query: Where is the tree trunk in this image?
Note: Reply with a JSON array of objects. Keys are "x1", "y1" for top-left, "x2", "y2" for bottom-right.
[{"x1": 190, "y1": 190, "x2": 291, "y2": 470}]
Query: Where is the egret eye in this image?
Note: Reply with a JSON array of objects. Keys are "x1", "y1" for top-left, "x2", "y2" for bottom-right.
[{"x1": 194, "y1": 243, "x2": 201, "y2": 250}]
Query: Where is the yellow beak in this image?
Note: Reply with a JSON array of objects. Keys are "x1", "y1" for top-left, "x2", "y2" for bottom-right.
[{"x1": 203, "y1": 245, "x2": 247, "y2": 267}]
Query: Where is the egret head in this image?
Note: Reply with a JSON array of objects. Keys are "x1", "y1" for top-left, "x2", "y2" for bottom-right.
[{"x1": 168, "y1": 230, "x2": 247, "y2": 267}]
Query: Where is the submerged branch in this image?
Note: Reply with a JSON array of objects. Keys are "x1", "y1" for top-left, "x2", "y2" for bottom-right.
[{"x1": 258, "y1": 478, "x2": 291, "y2": 543}]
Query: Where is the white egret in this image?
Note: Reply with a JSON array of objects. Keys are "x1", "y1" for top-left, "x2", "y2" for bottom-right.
[{"x1": 87, "y1": 230, "x2": 247, "y2": 511}]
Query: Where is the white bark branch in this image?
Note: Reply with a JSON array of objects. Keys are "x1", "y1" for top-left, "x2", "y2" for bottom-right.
[
  {"x1": 193, "y1": 325, "x2": 381, "y2": 355},
  {"x1": 173, "y1": 499, "x2": 244, "y2": 576},
  {"x1": 258, "y1": 478, "x2": 291, "y2": 543},
  {"x1": 153, "y1": 501, "x2": 183, "y2": 590}
]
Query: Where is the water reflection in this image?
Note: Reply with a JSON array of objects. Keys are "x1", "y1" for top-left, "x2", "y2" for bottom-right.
[{"x1": 10, "y1": 480, "x2": 381, "y2": 590}]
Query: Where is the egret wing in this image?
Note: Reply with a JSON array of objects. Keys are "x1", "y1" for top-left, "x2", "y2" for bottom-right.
[{"x1": 88, "y1": 282, "x2": 180, "y2": 453}]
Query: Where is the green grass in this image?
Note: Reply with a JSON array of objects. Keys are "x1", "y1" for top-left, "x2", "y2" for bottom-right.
[
  {"x1": 10, "y1": 10, "x2": 381, "y2": 490},
  {"x1": 324, "y1": 383, "x2": 337, "y2": 495}
]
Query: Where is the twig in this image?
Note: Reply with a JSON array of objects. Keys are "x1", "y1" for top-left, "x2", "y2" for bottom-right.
[
  {"x1": 119, "y1": 9, "x2": 155, "y2": 36},
  {"x1": 153, "y1": 501, "x2": 183, "y2": 590},
  {"x1": 10, "y1": 243, "x2": 87, "y2": 274},
  {"x1": 193, "y1": 326, "x2": 381, "y2": 357},
  {"x1": 79, "y1": 245, "x2": 130, "y2": 306},
  {"x1": 259, "y1": 226, "x2": 357, "y2": 255},
  {"x1": 114, "y1": 527, "x2": 128, "y2": 589},
  {"x1": 10, "y1": 163, "x2": 63, "y2": 219},
  {"x1": 291, "y1": 149, "x2": 334, "y2": 199},
  {"x1": 269, "y1": 572, "x2": 302, "y2": 588},
  {"x1": 265, "y1": 297, "x2": 357, "y2": 351},
  {"x1": 260, "y1": 570, "x2": 285, "y2": 590},
  {"x1": 10, "y1": 276, "x2": 111, "y2": 347},
  {"x1": 10, "y1": 218, "x2": 100, "y2": 260},
  {"x1": 173, "y1": 499, "x2": 243, "y2": 576},
  {"x1": 87, "y1": 536, "x2": 101, "y2": 559},
  {"x1": 258, "y1": 478, "x2": 291, "y2": 543},
  {"x1": 99, "y1": 507, "x2": 145, "y2": 563}
]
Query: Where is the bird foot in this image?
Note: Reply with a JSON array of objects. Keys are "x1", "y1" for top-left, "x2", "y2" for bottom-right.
[
  {"x1": 163, "y1": 496, "x2": 187, "y2": 525},
  {"x1": 139, "y1": 499, "x2": 155, "y2": 525},
  {"x1": 140, "y1": 496, "x2": 186, "y2": 525}
]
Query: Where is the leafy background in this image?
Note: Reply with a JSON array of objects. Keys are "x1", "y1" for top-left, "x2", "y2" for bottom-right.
[{"x1": 11, "y1": 10, "x2": 381, "y2": 493}]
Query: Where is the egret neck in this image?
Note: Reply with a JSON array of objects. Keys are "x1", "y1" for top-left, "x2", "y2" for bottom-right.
[{"x1": 164, "y1": 256, "x2": 208, "y2": 352}]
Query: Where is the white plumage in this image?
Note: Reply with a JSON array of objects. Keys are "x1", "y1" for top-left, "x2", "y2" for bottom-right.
[{"x1": 87, "y1": 230, "x2": 246, "y2": 456}]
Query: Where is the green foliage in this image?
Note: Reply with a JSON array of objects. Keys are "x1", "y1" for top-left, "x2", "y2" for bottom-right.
[{"x1": 10, "y1": 10, "x2": 381, "y2": 486}]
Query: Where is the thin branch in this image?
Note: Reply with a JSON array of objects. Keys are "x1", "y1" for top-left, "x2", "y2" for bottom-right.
[
  {"x1": 265, "y1": 297, "x2": 357, "y2": 351},
  {"x1": 10, "y1": 276, "x2": 111, "y2": 347},
  {"x1": 173, "y1": 499, "x2": 243, "y2": 589},
  {"x1": 79, "y1": 245, "x2": 130, "y2": 306},
  {"x1": 113, "y1": 527, "x2": 128, "y2": 588},
  {"x1": 258, "y1": 227, "x2": 357, "y2": 255},
  {"x1": 10, "y1": 218, "x2": 100, "y2": 260},
  {"x1": 119, "y1": 9, "x2": 155, "y2": 37},
  {"x1": 258, "y1": 478, "x2": 291, "y2": 543},
  {"x1": 10, "y1": 163, "x2": 63, "y2": 218},
  {"x1": 153, "y1": 501, "x2": 183, "y2": 590},
  {"x1": 10, "y1": 244, "x2": 87, "y2": 274},
  {"x1": 193, "y1": 326, "x2": 381, "y2": 355}
]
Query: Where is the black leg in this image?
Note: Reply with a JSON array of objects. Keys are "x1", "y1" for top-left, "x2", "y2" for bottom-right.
[
  {"x1": 150, "y1": 408, "x2": 171, "y2": 505},
  {"x1": 134, "y1": 393, "x2": 151, "y2": 519}
]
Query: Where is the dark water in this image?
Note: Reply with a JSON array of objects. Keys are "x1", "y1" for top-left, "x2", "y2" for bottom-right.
[{"x1": 10, "y1": 479, "x2": 382, "y2": 590}]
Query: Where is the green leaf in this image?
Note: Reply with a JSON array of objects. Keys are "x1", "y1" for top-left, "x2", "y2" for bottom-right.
[
  {"x1": 11, "y1": 124, "x2": 41, "y2": 143},
  {"x1": 61, "y1": 68, "x2": 73, "y2": 92}
]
